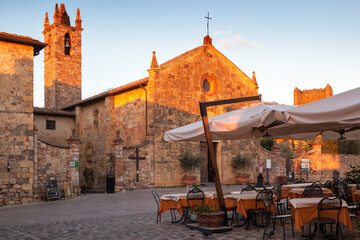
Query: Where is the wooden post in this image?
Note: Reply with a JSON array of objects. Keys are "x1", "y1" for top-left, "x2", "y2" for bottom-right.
[{"x1": 199, "y1": 95, "x2": 261, "y2": 226}]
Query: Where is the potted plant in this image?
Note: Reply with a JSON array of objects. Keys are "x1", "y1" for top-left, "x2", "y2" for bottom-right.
[
  {"x1": 231, "y1": 153, "x2": 251, "y2": 184},
  {"x1": 189, "y1": 203, "x2": 224, "y2": 228},
  {"x1": 178, "y1": 149, "x2": 204, "y2": 186}
]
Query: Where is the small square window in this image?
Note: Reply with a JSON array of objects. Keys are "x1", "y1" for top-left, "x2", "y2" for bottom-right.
[{"x1": 46, "y1": 120, "x2": 56, "y2": 130}]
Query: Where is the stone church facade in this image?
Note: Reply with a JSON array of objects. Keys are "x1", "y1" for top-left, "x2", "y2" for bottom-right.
[{"x1": 1, "y1": 4, "x2": 287, "y2": 206}]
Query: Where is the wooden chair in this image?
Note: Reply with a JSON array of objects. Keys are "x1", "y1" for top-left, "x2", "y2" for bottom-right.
[
  {"x1": 311, "y1": 195, "x2": 343, "y2": 240},
  {"x1": 261, "y1": 191, "x2": 294, "y2": 240}
]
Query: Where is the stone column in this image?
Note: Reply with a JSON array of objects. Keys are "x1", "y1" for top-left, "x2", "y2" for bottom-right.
[
  {"x1": 67, "y1": 129, "x2": 81, "y2": 196},
  {"x1": 113, "y1": 130, "x2": 124, "y2": 192}
]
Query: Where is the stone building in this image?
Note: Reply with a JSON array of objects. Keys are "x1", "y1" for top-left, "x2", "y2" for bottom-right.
[
  {"x1": 294, "y1": 84, "x2": 333, "y2": 105},
  {"x1": 0, "y1": 32, "x2": 46, "y2": 205},
  {"x1": 33, "y1": 4, "x2": 266, "y2": 192},
  {"x1": 1, "y1": 3, "x2": 287, "y2": 206}
]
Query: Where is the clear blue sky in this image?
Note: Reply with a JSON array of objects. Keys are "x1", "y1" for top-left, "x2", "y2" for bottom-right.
[{"x1": 1, "y1": 0, "x2": 360, "y2": 107}]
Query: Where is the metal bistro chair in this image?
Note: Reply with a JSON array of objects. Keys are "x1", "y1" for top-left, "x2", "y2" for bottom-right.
[
  {"x1": 295, "y1": 178, "x2": 306, "y2": 184},
  {"x1": 241, "y1": 184, "x2": 256, "y2": 193},
  {"x1": 301, "y1": 185, "x2": 323, "y2": 198},
  {"x1": 300, "y1": 185, "x2": 322, "y2": 237},
  {"x1": 277, "y1": 179, "x2": 287, "y2": 186},
  {"x1": 261, "y1": 190, "x2": 294, "y2": 240},
  {"x1": 311, "y1": 181, "x2": 322, "y2": 188},
  {"x1": 186, "y1": 186, "x2": 205, "y2": 224},
  {"x1": 151, "y1": 190, "x2": 177, "y2": 224},
  {"x1": 323, "y1": 180, "x2": 332, "y2": 189},
  {"x1": 311, "y1": 195, "x2": 343, "y2": 240},
  {"x1": 271, "y1": 185, "x2": 285, "y2": 215},
  {"x1": 248, "y1": 189, "x2": 272, "y2": 231},
  {"x1": 357, "y1": 181, "x2": 360, "y2": 190},
  {"x1": 263, "y1": 182, "x2": 272, "y2": 188}
]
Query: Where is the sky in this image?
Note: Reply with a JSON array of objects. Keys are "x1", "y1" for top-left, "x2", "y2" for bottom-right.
[{"x1": 1, "y1": 0, "x2": 360, "y2": 107}]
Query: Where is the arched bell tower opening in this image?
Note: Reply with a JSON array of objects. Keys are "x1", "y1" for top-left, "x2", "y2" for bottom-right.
[
  {"x1": 43, "y1": 3, "x2": 83, "y2": 109},
  {"x1": 64, "y1": 33, "x2": 71, "y2": 55}
]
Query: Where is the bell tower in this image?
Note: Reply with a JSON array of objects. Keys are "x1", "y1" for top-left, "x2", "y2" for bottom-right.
[{"x1": 43, "y1": 3, "x2": 83, "y2": 109}]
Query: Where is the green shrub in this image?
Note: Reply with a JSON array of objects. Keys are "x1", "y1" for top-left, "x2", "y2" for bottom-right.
[
  {"x1": 344, "y1": 165, "x2": 360, "y2": 183},
  {"x1": 260, "y1": 139, "x2": 274, "y2": 151},
  {"x1": 231, "y1": 153, "x2": 251, "y2": 174},
  {"x1": 178, "y1": 150, "x2": 204, "y2": 176}
]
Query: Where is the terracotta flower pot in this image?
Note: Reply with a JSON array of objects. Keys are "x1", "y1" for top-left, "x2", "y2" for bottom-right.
[
  {"x1": 236, "y1": 174, "x2": 250, "y2": 184},
  {"x1": 183, "y1": 176, "x2": 196, "y2": 186},
  {"x1": 196, "y1": 212, "x2": 225, "y2": 228}
]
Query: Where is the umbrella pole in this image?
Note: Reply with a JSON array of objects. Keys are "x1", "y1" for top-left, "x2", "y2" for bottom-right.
[
  {"x1": 199, "y1": 95, "x2": 262, "y2": 226},
  {"x1": 199, "y1": 103, "x2": 228, "y2": 226}
]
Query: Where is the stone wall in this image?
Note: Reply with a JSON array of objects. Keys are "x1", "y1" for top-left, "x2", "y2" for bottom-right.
[
  {"x1": 76, "y1": 100, "x2": 109, "y2": 191},
  {"x1": 147, "y1": 40, "x2": 259, "y2": 187},
  {"x1": 43, "y1": 5, "x2": 82, "y2": 109},
  {"x1": 294, "y1": 84, "x2": 333, "y2": 105},
  {"x1": 258, "y1": 147, "x2": 287, "y2": 185},
  {"x1": 0, "y1": 41, "x2": 34, "y2": 206},
  {"x1": 35, "y1": 133, "x2": 80, "y2": 200},
  {"x1": 293, "y1": 144, "x2": 360, "y2": 181}
]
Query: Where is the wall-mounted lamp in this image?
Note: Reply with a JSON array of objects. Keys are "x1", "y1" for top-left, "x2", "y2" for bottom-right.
[{"x1": 7, "y1": 162, "x2": 10, "y2": 172}]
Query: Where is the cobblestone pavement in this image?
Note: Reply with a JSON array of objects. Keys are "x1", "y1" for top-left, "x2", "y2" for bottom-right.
[{"x1": 0, "y1": 185, "x2": 356, "y2": 239}]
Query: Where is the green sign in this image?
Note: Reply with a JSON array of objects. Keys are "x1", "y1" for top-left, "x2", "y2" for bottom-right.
[
  {"x1": 75, "y1": 162, "x2": 79, "y2": 167},
  {"x1": 71, "y1": 162, "x2": 80, "y2": 167}
]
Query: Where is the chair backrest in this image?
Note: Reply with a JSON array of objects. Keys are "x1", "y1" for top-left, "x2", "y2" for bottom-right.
[
  {"x1": 187, "y1": 186, "x2": 204, "y2": 207},
  {"x1": 301, "y1": 185, "x2": 322, "y2": 198},
  {"x1": 263, "y1": 182, "x2": 272, "y2": 187},
  {"x1": 241, "y1": 184, "x2": 256, "y2": 193},
  {"x1": 323, "y1": 180, "x2": 332, "y2": 189},
  {"x1": 256, "y1": 189, "x2": 273, "y2": 210},
  {"x1": 357, "y1": 181, "x2": 360, "y2": 190},
  {"x1": 311, "y1": 181, "x2": 322, "y2": 188},
  {"x1": 277, "y1": 179, "x2": 287, "y2": 186},
  {"x1": 271, "y1": 185, "x2": 282, "y2": 202},
  {"x1": 151, "y1": 190, "x2": 161, "y2": 208},
  {"x1": 318, "y1": 195, "x2": 342, "y2": 222},
  {"x1": 260, "y1": 190, "x2": 276, "y2": 216},
  {"x1": 338, "y1": 181, "x2": 353, "y2": 204},
  {"x1": 295, "y1": 178, "x2": 306, "y2": 184}
]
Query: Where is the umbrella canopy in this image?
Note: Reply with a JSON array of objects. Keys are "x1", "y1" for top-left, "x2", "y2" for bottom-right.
[
  {"x1": 282, "y1": 87, "x2": 360, "y2": 140},
  {"x1": 164, "y1": 102, "x2": 294, "y2": 141}
]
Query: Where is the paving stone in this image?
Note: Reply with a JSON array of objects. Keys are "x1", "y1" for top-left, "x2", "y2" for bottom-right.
[{"x1": 0, "y1": 185, "x2": 356, "y2": 239}]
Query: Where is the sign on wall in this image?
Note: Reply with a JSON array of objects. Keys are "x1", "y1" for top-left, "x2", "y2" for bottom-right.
[
  {"x1": 300, "y1": 159, "x2": 310, "y2": 172},
  {"x1": 266, "y1": 159, "x2": 271, "y2": 169}
]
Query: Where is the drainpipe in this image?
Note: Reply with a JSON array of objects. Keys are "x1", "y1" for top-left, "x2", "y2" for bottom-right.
[{"x1": 139, "y1": 84, "x2": 148, "y2": 140}]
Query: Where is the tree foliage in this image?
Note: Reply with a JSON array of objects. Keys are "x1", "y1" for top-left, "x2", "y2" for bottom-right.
[
  {"x1": 260, "y1": 139, "x2": 274, "y2": 151},
  {"x1": 344, "y1": 165, "x2": 360, "y2": 183},
  {"x1": 231, "y1": 153, "x2": 251, "y2": 174},
  {"x1": 178, "y1": 149, "x2": 205, "y2": 175}
]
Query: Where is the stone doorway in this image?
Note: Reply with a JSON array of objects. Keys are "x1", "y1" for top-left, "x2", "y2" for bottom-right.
[{"x1": 200, "y1": 141, "x2": 218, "y2": 183}]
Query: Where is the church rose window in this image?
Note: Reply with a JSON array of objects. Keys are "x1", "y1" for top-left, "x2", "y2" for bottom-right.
[{"x1": 201, "y1": 73, "x2": 218, "y2": 96}]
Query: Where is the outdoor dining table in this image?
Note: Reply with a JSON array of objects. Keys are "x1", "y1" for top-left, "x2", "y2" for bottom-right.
[
  {"x1": 289, "y1": 198, "x2": 352, "y2": 233},
  {"x1": 288, "y1": 188, "x2": 333, "y2": 199},
  {"x1": 281, "y1": 183, "x2": 313, "y2": 199},
  {"x1": 353, "y1": 190, "x2": 360, "y2": 203},
  {"x1": 159, "y1": 191, "x2": 275, "y2": 220}
]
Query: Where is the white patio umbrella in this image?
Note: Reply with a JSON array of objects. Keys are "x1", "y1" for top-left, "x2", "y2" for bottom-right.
[
  {"x1": 164, "y1": 102, "x2": 294, "y2": 141},
  {"x1": 282, "y1": 87, "x2": 360, "y2": 140}
]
